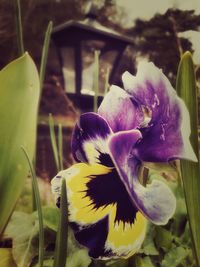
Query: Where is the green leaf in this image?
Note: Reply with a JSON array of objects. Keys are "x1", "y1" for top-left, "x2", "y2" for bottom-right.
[
  {"x1": 179, "y1": 222, "x2": 192, "y2": 247},
  {"x1": 39, "y1": 207, "x2": 59, "y2": 232},
  {"x1": 0, "y1": 53, "x2": 40, "y2": 235},
  {"x1": 176, "y1": 52, "x2": 199, "y2": 157},
  {"x1": 171, "y1": 185, "x2": 187, "y2": 236},
  {"x1": 141, "y1": 257, "x2": 155, "y2": 267},
  {"x1": 176, "y1": 51, "x2": 200, "y2": 266},
  {"x1": 4, "y1": 211, "x2": 39, "y2": 267},
  {"x1": 66, "y1": 249, "x2": 91, "y2": 267},
  {"x1": 105, "y1": 258, "x2": 129, "y2": 267},
  {"x1": 4, "y1": 211, "x2": 57, "y2": 267},
  {"x1": 139, "y1": 225, "x2": 159, "y2": 256},
  {"x1": 52, "y1": 227, "x2": 91, "y2": 267},
  {"x1": 32, "y1": 257, "x2": 55, "y2": 267},
  {"x1": 130, "y1": 255, "x2": 155, "y2": 267},
  {"x1": 161, "y1": 246, "x2": 190, "y2": 267},
  {"x1": 155, "y1": 226, "x2": 173, "y2": 251},
  {"x1": 32, "y1": 258, "x2": 53, "y2": 267},
  {"x1": 0, "y1": 248, "x2": 16, "y2": 267}
]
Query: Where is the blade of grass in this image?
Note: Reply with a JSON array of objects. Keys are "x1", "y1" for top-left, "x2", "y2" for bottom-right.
[
  {"x1": 49, "y1": 114, "x2": 60, "y2": 172},
  {"x1": 58, "y1": 124, "x2": 64, "y2": 170},
  {"x1": 53, "y1": 179, "x2": 68, "y2": 267},
  {"x1": 93, "y1": 50, "x2": 100, "y2": 113},
  {"x1": 31, "y1": 21, "x2": 53, "y2": 211},
  {"x1": 14, "y1": 0, "x2": 24, "y2": 56},
  {"x1": 32, "y1": 21, "x2": 53, "y2": 210},
  {"x1": 39, "y1": 21, "x2": 53, "y2": 92},
  {"x1": 104, "y1": 67, "x2": 110, "y2": 96},
  {"x1": 176, "y1": 51, "x2": 200, "y2": 267},
  {"x1": 21, "y1": 147, "x2": 44, "y2": 267}
]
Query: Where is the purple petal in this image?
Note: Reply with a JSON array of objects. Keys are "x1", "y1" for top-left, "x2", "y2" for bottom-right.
[
  {"x1": 72, "y1": 216, "x2": 110, "y2": 259},
  {"x1": 122, "y1": 62, "x2": 197, "y2": 162},
  {"x1": 136, "y1": 99, "x2": 197, "y2": 162},
  {"x1": 98, "y1": 85, "x2": 143, "y2": 132},
  {"x1": 71, "y1": 112, "x2": 112, "y2": 164},
  {"x1": 108, "y1": 130, "x2": 176, "y2": 225}
]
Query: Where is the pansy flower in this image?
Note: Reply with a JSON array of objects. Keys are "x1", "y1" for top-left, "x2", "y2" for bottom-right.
[{"x1": 51, "y1": 62, "x2": 197, "y2": 260}]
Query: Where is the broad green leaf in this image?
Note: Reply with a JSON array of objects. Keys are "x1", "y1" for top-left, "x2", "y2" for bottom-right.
[
  {"x1": 37, "y1": 207, "x2": 59, "y2": 232},
  {"x1": 176, "y1": 51, "x2": 200, "y2": 266},
  {"x1": 0, "y1": 53, "x2": 40, "y2": 234},
  {"x1": 4, "y1": 211, "x2": 56, "y2": 267},
  {"x1": 4, "y1": 211, "x2": 39, "y2": 267},
  {"x1": 0, "y1": 248, "x2": 16, "y2": 267}
]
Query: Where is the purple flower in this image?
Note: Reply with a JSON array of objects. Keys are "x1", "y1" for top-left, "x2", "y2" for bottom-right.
[{"x1": 51, "y1": 62, "x2": 197, "y2": 260}]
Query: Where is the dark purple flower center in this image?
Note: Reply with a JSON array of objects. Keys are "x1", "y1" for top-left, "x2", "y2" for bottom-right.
[{"x1": 84, "y1": 167, "x2": 137, "y2": 225}]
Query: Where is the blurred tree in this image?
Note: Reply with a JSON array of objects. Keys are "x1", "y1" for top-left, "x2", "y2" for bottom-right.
[
  {"x1": 98, "y1": 0, "x2": 128, "y2": 32},
  {"x1": 0, "y1": 0, "x2": 16, "y2": 66},
  {"x1": 127, "y1": 9, "x2": 200, "y2": 86},
  {"x1": 0, "y1": 0, "x2": 84, "y2": 67},
  {"x1": 0, "y1": 0, "x2": 126, "y2": 67}
]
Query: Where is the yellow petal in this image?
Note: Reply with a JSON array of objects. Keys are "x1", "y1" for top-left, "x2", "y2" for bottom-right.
[
  {"x1": 54, "y1": 163, "x2": 114, "y2": 225},
  {"x1": 105, "y1": 205, "x2": 147, "y2": 259}
]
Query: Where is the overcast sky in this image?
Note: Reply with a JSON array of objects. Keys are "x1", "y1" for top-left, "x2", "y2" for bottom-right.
[{"x1": 116, "y1": 0, "x2": 200, "y2": 63}]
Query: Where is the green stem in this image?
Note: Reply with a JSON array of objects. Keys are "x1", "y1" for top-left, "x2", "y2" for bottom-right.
[
  {"x1": 21, "y1": 147, "x2": 44, "y2": 267},
  {"x1": 93, "y1": 50, "x2": 100, "y2": 113},
  {"x1": 14, "y1": 0, "x2": 24, "y2": 56},
  {"x1": 31, "y1": 21, "x2": 53, "y2": 211},
  {"x1": 39, "y1": 21, "x2": 53, "y2": 93},
  {"x1": 49, "y1": 114, "x2": 60, "y2": 172},
  {"x1": 58, "y1": 124, "x2": 64, "y2": 170},
  {"x1": 53, "y1": 179, "x2": 68, "y2": 267},
  {"x1": 32, "y1": 180, "x2": 37, "y2": 211},
  {"x1": 104, "y1": 67, "x2": 110, "y2": 96}
]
